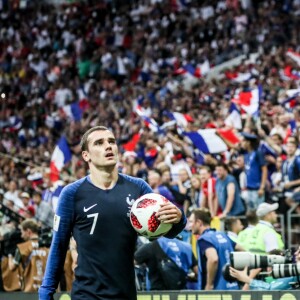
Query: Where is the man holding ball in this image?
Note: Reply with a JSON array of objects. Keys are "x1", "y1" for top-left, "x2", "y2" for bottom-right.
[{"x1": 39, "y1": 126, "x2": 186, "y2": 300}]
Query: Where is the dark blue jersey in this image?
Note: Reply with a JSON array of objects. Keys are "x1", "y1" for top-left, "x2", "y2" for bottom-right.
[{"x1": 39, "y1": 174, "x2": 186, "y2": 300}]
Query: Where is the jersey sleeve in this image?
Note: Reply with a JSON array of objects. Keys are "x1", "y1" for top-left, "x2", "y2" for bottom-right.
[
  {"x1": 39, "y1": 183, "x2": 76, "y2": 300},
  {"x1": 164, "y1": 208, "x2": 187, "y2": 239}
]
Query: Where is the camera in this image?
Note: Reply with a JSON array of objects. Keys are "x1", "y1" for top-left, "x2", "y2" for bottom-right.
[
  {"x1": 230, "y1": 252, "x2": 290, "y2": 269},
  {"x1": 272, "y1": 263, "x2": 300, "y2": 279}
]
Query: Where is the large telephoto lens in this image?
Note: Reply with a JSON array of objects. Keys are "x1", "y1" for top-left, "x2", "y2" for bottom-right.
[
  {"x1": 230, "y1": 252, "x2": 286, "y2": 269},
  {"x1": 272, "y1": 264, "x2": 300, "y2": 278}
]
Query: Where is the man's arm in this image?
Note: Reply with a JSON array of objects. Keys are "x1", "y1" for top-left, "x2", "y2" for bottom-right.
[
  {"x1": 205, "y1": 247, "x2": 219, "y2": 290},
  {"x1": 259, "y1": 165, "x2": 268, "y2": 196},
  {"x1": 8, "y1": 248, "x2": 21, "y2": 271},
  {"x1": 39, "y1": 184, "x2": 76, "y2": 300}
]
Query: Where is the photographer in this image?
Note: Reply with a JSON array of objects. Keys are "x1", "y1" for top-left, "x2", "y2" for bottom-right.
[
  {"x1": 8, "y1": 219, "x2": 49, "y2": 292},
  {"x1": 229, "y1": 247, "x2": 300, "y2": 290}
]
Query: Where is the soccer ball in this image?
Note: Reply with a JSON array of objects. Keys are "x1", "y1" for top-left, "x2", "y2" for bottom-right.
[{"x1": 130, "y1": 193, "x2": 173, "y2": 238}]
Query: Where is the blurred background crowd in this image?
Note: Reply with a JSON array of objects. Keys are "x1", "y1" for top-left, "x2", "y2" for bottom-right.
[{"x1": 0, "y1": 0, "x2": 300, "y2": 294}]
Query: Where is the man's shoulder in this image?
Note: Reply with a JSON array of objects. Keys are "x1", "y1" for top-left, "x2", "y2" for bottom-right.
[
  {"x1": 119, "y1": 173, "x2": 152, "y2": 191},
  {"x1": 61, "y1": 177, "x2": 88, "y2": 195}
]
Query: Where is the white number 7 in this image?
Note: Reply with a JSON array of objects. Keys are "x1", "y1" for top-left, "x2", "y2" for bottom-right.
[{"x1": 87, "y1": 213, "x2": 99, "y2": 235}]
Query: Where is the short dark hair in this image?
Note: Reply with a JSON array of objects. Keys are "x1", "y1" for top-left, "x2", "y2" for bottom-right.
[
  {"x1": 246, "y1": 211, "x2": 259, "y2": 225},
  {"x1": 80, "y1": 126, "x2": 110, "y2": 151},
  {"x1": 20, "y1": 219, "x2": 39, "y2": 234},
  {"x1": 216, "y1": 161, "x2": 229, "y2": 172},
  {"x1": 191, "y1": 208, "x2": 211, "y2": 225},
  {"x1": 224, "y1": 217, "x2": 239, "y2": 231}
]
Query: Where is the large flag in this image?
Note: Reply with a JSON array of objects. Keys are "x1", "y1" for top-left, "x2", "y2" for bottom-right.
[
  {"x1": 232, "y1": 86, "x2": 262, "y2": 116},
  {"x1": 224, "y1": 103, "x2": 242, "y2": 129},
  {"x1": 216, "y1": 128, "x2": 241, "y2": 146},
  {"x1": 50, "y1": 136, "x2": 72, "y2": 182},
  {"x1": 184, "y1": 129, "x2": 227, "y2": 154},
  {"x1": 60, "y1": 102, "x2": 82, "y2": 121}
]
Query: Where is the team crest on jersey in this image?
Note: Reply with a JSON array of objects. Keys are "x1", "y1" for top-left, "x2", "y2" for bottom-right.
[{"x1": 53, "y1": 214, "x2": 60, "y2": 231}]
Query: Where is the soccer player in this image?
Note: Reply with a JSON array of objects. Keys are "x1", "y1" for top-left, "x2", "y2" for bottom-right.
[{"x1": 39, "y1": 126, "x2": 186, "y2": 300}]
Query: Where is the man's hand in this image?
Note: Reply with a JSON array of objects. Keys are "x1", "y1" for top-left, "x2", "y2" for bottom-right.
[{"x1": 156, "y1": 202, "x2": 182, "y2": 224}]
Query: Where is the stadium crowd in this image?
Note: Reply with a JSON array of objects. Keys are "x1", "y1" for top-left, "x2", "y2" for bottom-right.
[{"x1": 0, "y1": 0, "x2": 300, "y2": 294}]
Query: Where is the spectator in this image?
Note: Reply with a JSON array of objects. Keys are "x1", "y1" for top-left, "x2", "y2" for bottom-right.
[
  {"x1": 282, "y1": 136, "x2": 300, "y2": 213},
  {"x1": 215, "y1": 162, "x2": 245, "y2": 218},
  {"x1": 147, "y1": 169, "x2": 175, "y2": 203},
  {"x1": 3, "y1": 181, "x2": 22, "y2": 210},
  {"x1": 241, "y1": 133, "x2": 268, "y2": 212},
  {"x1": 237, "y1": 211, "x2": 259, "y2": 250},
  {"x1": 246, "y1": 203, "x2": 284, "y2": 254},
  {"x1": 225, "y1": 217, "x2": 244, "y2": 243},
  {"x1": 199, "y1": 166, "x2": 219, "y2": 218},
  {"x1": 187, "y1": 174, "x2": 202, "y2": 214},
  {"x1": 18, "y1": 192, "x2": 35, "y2": 218},
  {"x1": 189, "y1": 208, "x2": 243, "y2": 290},
  {"x1": 32, "y1": 191, "x2": 54, "y2": 229}
]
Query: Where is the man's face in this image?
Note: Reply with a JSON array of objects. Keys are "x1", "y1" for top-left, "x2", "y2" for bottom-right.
[
  {"x1": 21, "y1": 228, "x2": 29, "y2": 241},
  {"x1": 265, "y1": 211, "x2": 277, "y2": 224},
  {"x1": 199, "y1": 169, "x2": 209, "y2": 182},
  {"x1": 286, "y1": 140, "x2": 297, "y2": 157},
  {"x1": 178, "y1": 169, "x2": 189, "y2": 182},
  {"x1": 215, "y1": 166, "x2": 226, "y2": 179},
  {"x1": 147, "y1": 171, "x2": 160, "y2": 188},
  {"x1": 83, "y1": 130, "x2": 119, "y2": 168},
  {"x1": 233, "y1": 219, "x2": 244, "y2": 234},
  {"x1": 189, "y1": 213, "x2": 201, "y2": 235}
]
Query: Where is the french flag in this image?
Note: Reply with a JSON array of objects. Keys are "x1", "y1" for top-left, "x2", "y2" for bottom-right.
[
  {"x1": 141, "y1": 116, "x2": 164, "y2": 134},
  {"x1": 60, "y1": 102, "x2": 82, "y2": 121},
  {"x1": 50, "y1": 136, "x2": 72, "y2": 182},
  {"x1": 282, "y1": 92, "x2": 299, "y2": 111},
  {"x1": 184, "y1": 129, "x2": 228, "y2": 154},
  {"x1": 171, "y1": 0, "x2": 187, "y2": 11},
  {"x1": 286, "y1": 49, "x2": 300, "y2": 67},
  {"x1": 232, "y1": 86, "x2": 262, "y2": 116},
  {"x1": 216, "y1": 128, "x2": 241, "y2": 146},
  {"x1": 174, "y1": 64, "x2": 202, "y2": 78},
  {"x1": 224, "y1": 103, "x2": 242, "y2": 129},
  {"x1": 165, "y1": 111, "x2": 194, "y2": 128}
]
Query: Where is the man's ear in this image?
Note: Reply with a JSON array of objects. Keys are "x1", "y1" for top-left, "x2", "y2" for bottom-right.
[{"x1": 82, "y1": 151, "x2": 89, "y2": 163}]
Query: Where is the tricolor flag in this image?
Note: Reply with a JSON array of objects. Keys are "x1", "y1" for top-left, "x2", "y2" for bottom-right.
[
  {"x1": 224, "y1": 103, "x2": 242, "y2": 129},
  {"x1": 184, "y1": 129, "x2": 228, "y2": 154},
  {"x1": 282, "y1": 92, "x2": 299, "y2": 111},
  {"x1": 50, "y1": 136, "x2": 72, "y2": 182},
  {"x1": 164, "y1": 111, "x2": 194, "y2": 128},
  {"x1": 216, "y1": 128, "x2": 241, "y2": 146},
  {"x1": 60, "y1": 102, "x2": 82, "y2": 121},
  {"x1": 286, "y1": 50, "x2": 300, "y2": 67},
  {"x1": 171, "y1": 0, "x2": 187, "y2": 11},
  {"x1": 141, "y1": 116, "x2": 164, "y2": 134},
  {"x1": 174, "y1": 63, "x2": 201, "y2": 78},
  {"x1": 232, "y1": 86, "x2": 262, "y2": 116}
]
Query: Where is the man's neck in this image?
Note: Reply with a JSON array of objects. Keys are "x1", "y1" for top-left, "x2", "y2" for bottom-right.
[{"x1": 90, "y1": 167, "x2": 118, "y2": 189}]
